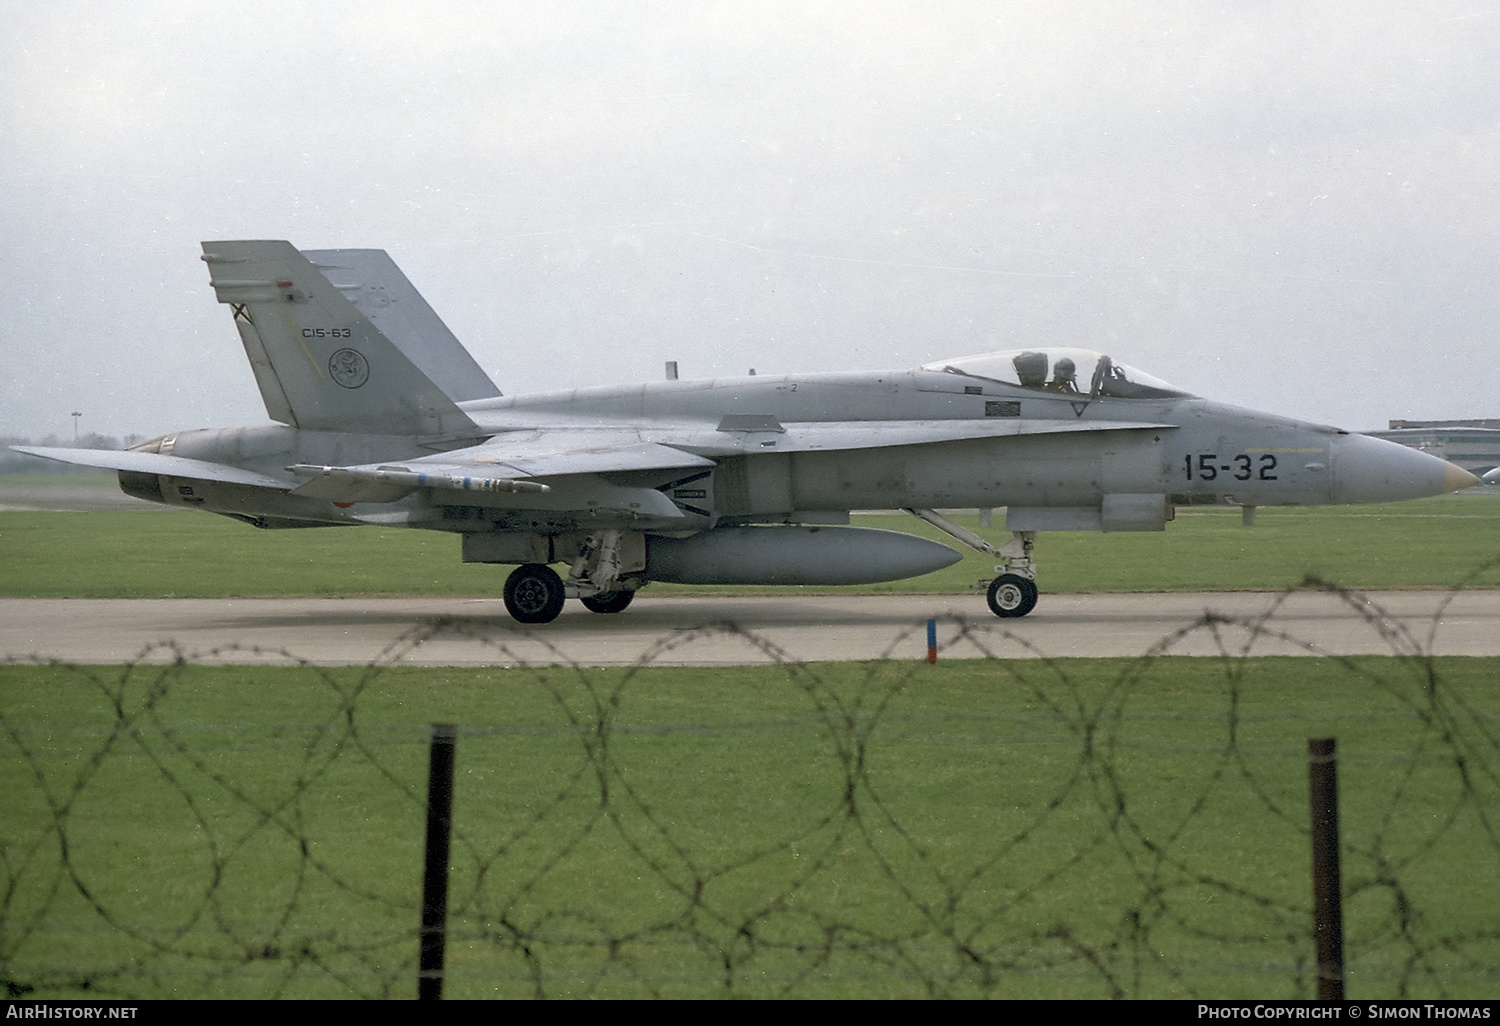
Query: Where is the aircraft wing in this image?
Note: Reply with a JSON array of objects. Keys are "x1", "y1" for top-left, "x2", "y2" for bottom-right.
[
  {"x1": 9, "y1": 445, "x2": 291, "y2": 489},
  {"x1": 649, "y1": 417, "x2": 1179, "y2": 456},
  {"x1": 287, "y1": 434, "x2": 712, "y2": 509},
  {"x1": 337, "y1": 420, "x2": 1148, "y2": 486},
  {"x1": 448, "y1": 433, "x2": 718, "y2": 477},
  {"x1": 780, "y1": 418, "x2": 1177, "y2": 451}
]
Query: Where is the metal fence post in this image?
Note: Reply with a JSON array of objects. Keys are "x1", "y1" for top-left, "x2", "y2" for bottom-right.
[
  {"x1": 1308, "y1": 737, "x2": 1345, "y2": 1000},
  {"x1": 419, "y1": 723, "x2": 458, "y2": 1000}
]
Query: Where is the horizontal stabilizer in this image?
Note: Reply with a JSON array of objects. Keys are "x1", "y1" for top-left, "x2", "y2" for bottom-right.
[{"x1": 9, "y1": 446, "x2": 290, "y2": 489}]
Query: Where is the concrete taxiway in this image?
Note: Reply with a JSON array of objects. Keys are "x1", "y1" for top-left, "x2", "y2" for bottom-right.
[{"x1": 2, "y1": 589, "x2": 1497, "y2": 667}]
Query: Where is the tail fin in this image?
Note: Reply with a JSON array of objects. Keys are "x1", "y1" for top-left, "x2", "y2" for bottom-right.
[
  {"x1": 202, "y1": 240, "x2": 481, "y2": 438},
  {"x1": 300, "y1": 248, "x2": 501, "y2": 402}
]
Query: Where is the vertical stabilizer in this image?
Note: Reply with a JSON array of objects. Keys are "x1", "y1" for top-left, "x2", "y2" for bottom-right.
[
  {"x1": 202, "y1": 241, "x2": 480, "y2": 438},
  {"x1": 301, "y1": 249, "x2": 501, "y2": 402}
]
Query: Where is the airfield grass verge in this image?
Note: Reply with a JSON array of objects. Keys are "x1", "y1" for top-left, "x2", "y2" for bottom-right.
[
  {"x1": 2, "y1": 494, "x2": 1499, "y2": 598},
  {"x1": 0, "y1": 471, "x2": 121, "y2": 487},
  {"x1": 3, "y1": 655, "x2": 1497, "y2": 999}
]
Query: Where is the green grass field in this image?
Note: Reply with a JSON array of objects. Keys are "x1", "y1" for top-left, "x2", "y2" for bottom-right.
[
  {"x1": 3, "y1": 493, "x2": 1499, "y2": 598},
  {"x1": 2, "y1": 655, "x2": 1496, "y2": 999},
  {"x1": 4, "y1": 488, "x2": 1498, "y2": 999}
]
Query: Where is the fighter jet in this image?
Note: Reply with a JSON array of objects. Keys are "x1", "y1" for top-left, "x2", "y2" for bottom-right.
[{"x1": 13, "y1": 241, "x2": 1479, "y2": 623}]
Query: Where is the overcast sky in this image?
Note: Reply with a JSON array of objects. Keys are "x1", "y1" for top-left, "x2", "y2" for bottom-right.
[{"x1": 4, "y1": 1, "x2": 1499, "y2": 441}]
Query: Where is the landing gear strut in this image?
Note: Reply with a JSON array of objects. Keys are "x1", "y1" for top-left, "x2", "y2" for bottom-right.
[
  {"x1": 904, "y1": 509, "x2": 1040, "y2": 619},
  {"x1": 503, "y1": 563, "x2": 566, "y2": 624},
  {"x1": 566, "y1": 530, "x2": 646, "y2": 615}
]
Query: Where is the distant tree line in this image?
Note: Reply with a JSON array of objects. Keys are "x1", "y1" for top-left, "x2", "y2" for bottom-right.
[{"x1": 1, "y1": 434, "x2": 145, "y2": 474}]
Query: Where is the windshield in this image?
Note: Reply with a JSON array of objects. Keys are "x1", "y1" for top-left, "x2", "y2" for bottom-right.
[{"x1": 921, "y1": 347, "x2": 1192, "y2": 399}]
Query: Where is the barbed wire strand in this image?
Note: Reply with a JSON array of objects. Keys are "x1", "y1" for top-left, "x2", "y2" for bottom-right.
[{"x1": 3, "y1": 569, "x2": 1498, "y2": 999}]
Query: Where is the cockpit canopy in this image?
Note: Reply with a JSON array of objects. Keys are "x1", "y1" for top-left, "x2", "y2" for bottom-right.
[{"x1": 921, "y1": 347, "x2": 1193, "y2": 400}]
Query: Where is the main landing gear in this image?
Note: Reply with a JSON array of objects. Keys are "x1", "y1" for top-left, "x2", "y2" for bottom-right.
[
  {"x1": 503, "y1": 563, "x2": 566, "y2": 624},
  {"x1": 502, "y1": 530, "x2": 642, "y2": 624},
  {"x1": 579, "y1": 590, "x2": 634, "y2": 614},
  {"x1": 903, "y1": 509, "x2": 1040, "y2": 619}
]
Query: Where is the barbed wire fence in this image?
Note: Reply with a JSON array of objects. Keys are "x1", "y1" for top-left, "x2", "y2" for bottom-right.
[{"x1": 2, "y1": 576, "x2": 1498, "y2": 999}]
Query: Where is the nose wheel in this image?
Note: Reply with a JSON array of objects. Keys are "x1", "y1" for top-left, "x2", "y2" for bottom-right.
[{"x1": 987, "y1": 574, "x2": 1038, "y2": 618}]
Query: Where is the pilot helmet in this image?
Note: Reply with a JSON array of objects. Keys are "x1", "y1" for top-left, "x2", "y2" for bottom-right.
[{"x1": 1012, "y1": 350, "x2": 1048, "y2": 387}]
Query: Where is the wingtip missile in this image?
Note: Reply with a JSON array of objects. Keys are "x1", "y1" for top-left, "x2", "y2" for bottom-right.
[{"x1": 289, "y1": 464, "x2": 550, "y2": 501}]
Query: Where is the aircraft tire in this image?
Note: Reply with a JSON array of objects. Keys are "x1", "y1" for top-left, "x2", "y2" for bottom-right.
[
  {"x1": 503, "y1": 563, "x2": 566, "y2": 624},
  {"x1": 987, "y1": 574, "x2": 1038, "y2": 618},
  {"x1": 580, "y1": 590, "x2": 635, "y2": 614}
]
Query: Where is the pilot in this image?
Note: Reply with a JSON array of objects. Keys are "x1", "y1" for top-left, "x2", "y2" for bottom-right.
[
  {"x1": 1045, "y1": 357, "x2": 1079, "y2": 393},
  {"x1": 1012, "y1": 351, "x2": 1048, "y2": 389}
]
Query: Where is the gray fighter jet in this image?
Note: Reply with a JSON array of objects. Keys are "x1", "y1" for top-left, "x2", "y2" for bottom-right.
[{"x1": 14, "y1": 241, "x2": 1479, "y2": 623}]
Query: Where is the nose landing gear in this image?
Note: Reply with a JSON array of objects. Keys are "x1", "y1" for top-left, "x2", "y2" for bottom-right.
[
  {"x1": 987, "y1": 572, "x2": 1038, "y2": 618},
  {"x1": 984, "y1": 530, "x2": 1038, "y2": 618},
  {"x1": 904, "y1": 509, "x2": 1040, "y2": 619}
]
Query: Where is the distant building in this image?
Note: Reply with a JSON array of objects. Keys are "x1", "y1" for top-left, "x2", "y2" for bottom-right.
[{"x1": 1366, "y1": 420, "x2": 1500, "y2": 481}]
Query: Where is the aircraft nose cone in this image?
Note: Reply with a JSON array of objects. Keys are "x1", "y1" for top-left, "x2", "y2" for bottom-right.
[{"x1": 1331, "y1": 432, "x2": 1479, "y2": 503}]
